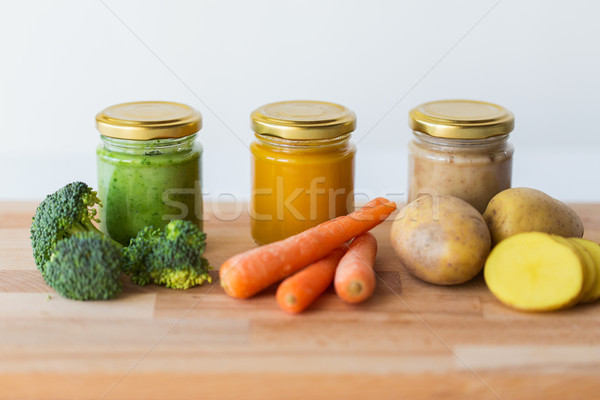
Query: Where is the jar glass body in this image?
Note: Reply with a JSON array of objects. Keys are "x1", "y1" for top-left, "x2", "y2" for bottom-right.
[
  {"x1": 96, "y1": 134, "x2": 203, "y2": 245},
  {"x1": 250, "y1": 133, "x2": 355, "y2": 244},
  {"x1": 408, "y1": 131, "x2": 514, "y2": 213}
]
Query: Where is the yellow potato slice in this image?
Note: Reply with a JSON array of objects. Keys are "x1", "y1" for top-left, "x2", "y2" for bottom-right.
[
  {"x1": 552, "y1": 236, "x2": 596, "y2": 303},
  {"x1": 571, "y1": 238, "x2": 600, "y2": 303},
  {"x1": 484, "y1": 232, "x2": 584, "y2": 311}
]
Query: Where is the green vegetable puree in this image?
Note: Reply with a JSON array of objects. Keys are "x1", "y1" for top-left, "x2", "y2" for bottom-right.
[{"x1": 96, "y1": 139, "x2": 203, "y2": 245}]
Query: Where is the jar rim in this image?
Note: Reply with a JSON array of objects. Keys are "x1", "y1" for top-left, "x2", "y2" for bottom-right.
[
  {"x1": 254, "y1": 132, "x2": 352, "y2": 148},
  {"x1": 99, "y1": 133, "x2": 198, "y2": 155},
  {"x1": 412, "y1": 129, "x2": 510, "y2": 147}
]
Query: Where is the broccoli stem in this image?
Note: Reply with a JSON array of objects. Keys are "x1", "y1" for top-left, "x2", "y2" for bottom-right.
[{"x1": 67, "y1": 221, "x2": 123, "y2": 249}]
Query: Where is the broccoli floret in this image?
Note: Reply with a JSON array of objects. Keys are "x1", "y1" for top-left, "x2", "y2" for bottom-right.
[
  {"x1": 30, "y1": 181, "x2": 108, "y2": 276},
  {"x1": 122, "y1": 220, "x2": 211, "y2": 290},
  {"x1": 121, "y1": 226, "x2": 161, "y2": 286},
  {"x1": 44, "y1": 232, "x2": 123, "y2": 300}
]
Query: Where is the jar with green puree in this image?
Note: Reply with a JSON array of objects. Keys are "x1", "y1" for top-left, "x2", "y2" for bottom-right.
[{"x1": 96, "y1": 101, "x2": 203, "y2": 245}]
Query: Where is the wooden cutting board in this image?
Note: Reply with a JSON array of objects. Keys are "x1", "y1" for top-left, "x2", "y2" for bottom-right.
[{"x1": 1, "y1": 202, "x2": 599, "y2": 400}]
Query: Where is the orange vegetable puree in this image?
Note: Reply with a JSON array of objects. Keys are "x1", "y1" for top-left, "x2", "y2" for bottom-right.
[{"x1": 250, "y1": 135, "x2": 355, "y2": 244}]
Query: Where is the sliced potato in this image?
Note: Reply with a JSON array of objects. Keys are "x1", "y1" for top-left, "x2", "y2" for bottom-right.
[
  {"x1": 484, "y1": 232, "x2": 584, "y2": 311},
  {"x1": 571, "y1": 238, "x2": 600, "y2": 303},
  {"x1": 552, "y1": 236, "x2": 595, "y2": 303}
]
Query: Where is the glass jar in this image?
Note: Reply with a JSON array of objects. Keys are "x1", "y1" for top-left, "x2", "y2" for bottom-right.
[
  {"x1": 407, "y1": 100, "x2": 515, "y2": 213},
  {"x1": 95, "y1": 101, "x2": 203, "y2": 245},
  {"x1": 250, "y1": 100, "x2": 356, "y2": 244}
]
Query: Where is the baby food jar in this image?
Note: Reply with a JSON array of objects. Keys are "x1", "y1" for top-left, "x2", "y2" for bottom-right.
[
  {"x1": 408, "y1": 99, "x2": 514, "y2": 213},
  {"x1": 96, "y1": 101, "x2": 203, "y2": 245},
  {"x1": 250, "y1": 100, "x2": 356, "y2": 244}
]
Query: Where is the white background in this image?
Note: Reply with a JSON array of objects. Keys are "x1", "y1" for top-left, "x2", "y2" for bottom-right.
[{"x1": 1, "y1": 0, "x2": 599, "y2": 202}]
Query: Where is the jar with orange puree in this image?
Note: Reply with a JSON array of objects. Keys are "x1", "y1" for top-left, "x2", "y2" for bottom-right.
[{"x1": 250, "y1": 100, "x2": 356, "y2": 244}]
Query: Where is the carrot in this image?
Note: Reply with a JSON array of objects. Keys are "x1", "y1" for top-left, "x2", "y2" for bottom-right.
[
  {"x1": 220, "y1": 197, "x2": 397, "y2": 299},
  {"x1": 334, "y1": 232, "x2": 378, "y2": 304},
  {"x1": 276, "y1": 246, "x2": 347, "y2": 314}
]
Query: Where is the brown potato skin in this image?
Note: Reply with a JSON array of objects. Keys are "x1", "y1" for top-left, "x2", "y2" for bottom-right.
[
  {"x1": 390, "y1": 195, "x2": 491, "y2": 285},
  {"x1": 483, "y1": 187, "x2": 584, "y2": 245}
]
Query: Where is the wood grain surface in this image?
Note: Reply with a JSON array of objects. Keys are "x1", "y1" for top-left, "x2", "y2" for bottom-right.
[{"x1": 1, "y1": 202, "x2": 599, "y2": 400}]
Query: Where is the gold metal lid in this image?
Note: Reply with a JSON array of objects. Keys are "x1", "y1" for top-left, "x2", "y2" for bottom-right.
[
  {"x1": 96, "y1": 101, "x2": 202, "y2": 140},
  {"x1": 251, "y1": 100, "x2": 356, "y2": 140},
  {"x1": 409, "y1": 99, "x2": 514, "y2": 139}
]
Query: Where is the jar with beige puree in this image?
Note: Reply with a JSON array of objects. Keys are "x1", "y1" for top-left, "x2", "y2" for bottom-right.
[{"x1": 407, "y1": 100, "x2": 515, "y2": 213}]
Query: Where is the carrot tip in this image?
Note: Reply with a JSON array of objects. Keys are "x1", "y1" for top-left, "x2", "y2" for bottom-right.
[
  {"x1": 285, "y1": 294, "x2": 297, "y2": 306},
  {"x1": 348, "y1": 281, "x2": 363, "y2": 296}
]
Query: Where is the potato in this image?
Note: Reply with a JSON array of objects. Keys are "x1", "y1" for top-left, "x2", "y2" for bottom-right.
[
  {"x1": 483, "y1": 187, "x2": 584, "y2": 244},
  {"x1": 390, "y1": 195, "x2": 491, "y2": 285},
  {"x1": 484, "y1": 232, "x2": 585, "y2": 311}
]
